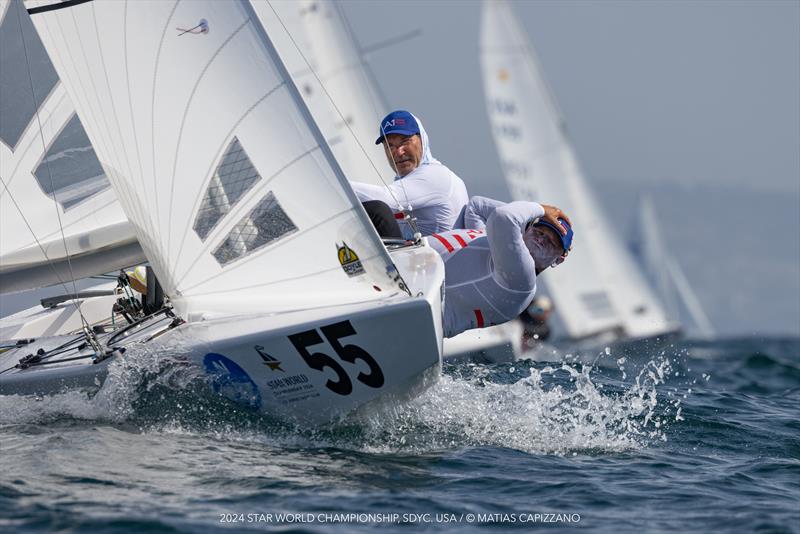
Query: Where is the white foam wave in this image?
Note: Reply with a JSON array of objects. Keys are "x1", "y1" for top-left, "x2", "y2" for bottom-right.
[
  {"x1": 1, "y1": 342, "x2": 682, "y2": 457},
  {"x1": 351, "y1": 358, "x2": 675, "y2": 455}
]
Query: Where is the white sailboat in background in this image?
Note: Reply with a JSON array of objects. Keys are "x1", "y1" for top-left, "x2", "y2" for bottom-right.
[
  {"x1": 480, "y1": 0, "x2": 679, "y2": 342},
  {"x1": 631, "y1": 194, "x2": 715, "y2": 339},
  {"x1": 0, "y1": 0, "x2": 144, "y2": 338},
  {"x1": 1, "y1": 0, "x2": 445, "y2": 423}
]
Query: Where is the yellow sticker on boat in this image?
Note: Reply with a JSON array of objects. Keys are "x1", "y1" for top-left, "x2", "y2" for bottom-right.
[{"x1": 337, "y1": 242, "x2": 365, "y2": 277}]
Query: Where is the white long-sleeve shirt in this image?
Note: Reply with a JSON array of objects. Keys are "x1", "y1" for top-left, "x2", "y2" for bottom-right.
[
  {"x1": 428, "y1": 196, "x2": 545, "y2": 338},
  {"x1": 350, "y1": 114, "x2": 468, "y2": 238},
  {"x1": 351, "y1": 163, "x2": 468, "y2": 237}
]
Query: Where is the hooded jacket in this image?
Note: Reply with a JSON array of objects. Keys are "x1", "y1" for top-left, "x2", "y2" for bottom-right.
[{"x1": 350, "y1": 114, "x2": 468, "y2": 238}]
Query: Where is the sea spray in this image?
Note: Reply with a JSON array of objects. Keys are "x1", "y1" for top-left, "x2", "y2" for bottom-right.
[
  {"x1": 350, "y1": 355, "x2": 677, "y2": 455},
  {"x1": 0, "y1": 342, "x2": 685, "y2": 457}
]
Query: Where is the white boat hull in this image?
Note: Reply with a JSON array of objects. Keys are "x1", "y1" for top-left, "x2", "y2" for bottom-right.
[{"x1": 0, "y1": 244, "x2": 444, "y2": 424}]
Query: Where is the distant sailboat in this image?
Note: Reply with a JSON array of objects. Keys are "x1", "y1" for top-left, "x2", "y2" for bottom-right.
[
  {"x1": 1, "y1": 0, "x2": 445, "y2": 423},
  {"x1": 631, "y1": 194, "x2": 715, "y2": 339},
  {"x1": 480, "y1": 0, "x2": 679, "y2": 341}
]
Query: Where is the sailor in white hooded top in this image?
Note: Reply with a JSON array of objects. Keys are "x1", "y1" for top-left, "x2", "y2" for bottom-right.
[{"x1": 350, "y1": 110, "x2": 469, "y2": 238}]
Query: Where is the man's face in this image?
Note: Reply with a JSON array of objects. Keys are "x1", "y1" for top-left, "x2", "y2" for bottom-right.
[
  {"x1": 524, "y1": 224, "x2": 564, "y2": 272},
  {"x1": 383, "y1": 133, "x2": 423, "y2": 176}
]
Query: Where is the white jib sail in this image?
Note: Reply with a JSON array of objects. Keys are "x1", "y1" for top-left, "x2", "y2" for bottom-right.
[
  {"x1": 25, "y1": 0, "x2": 408, "y2": 320},
  {"x1": 266, "y1": 0, "x2": 392, "y2": 188},
  {"x1": 0, "y1": 0, "x2": 141, "y2": 294},
  {"x1": 480, "y1": 0, "x2": 677, "y2": 340}
]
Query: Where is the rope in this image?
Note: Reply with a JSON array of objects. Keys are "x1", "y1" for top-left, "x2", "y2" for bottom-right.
[
  {"x1": 14, "y1": 3, "x2": 91, "y2": 332},
  {"x1": 266, "y1": 1, "x2": 407, "y2": 210}
]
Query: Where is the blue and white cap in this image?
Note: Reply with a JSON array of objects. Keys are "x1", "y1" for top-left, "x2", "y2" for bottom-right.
[
  {"x1": 375, "y1": 110, "x2": 421, "y2": 144},
  {"x1": 533, "y1": 218, "x2": 574, "y2": 253}
]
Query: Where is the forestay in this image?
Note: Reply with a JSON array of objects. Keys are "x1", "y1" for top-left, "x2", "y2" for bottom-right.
[
  {"x1": 25, "y1": 0, "x2": 407, "y2": 319},
  {"x1": 0, "y1": 0, "x2": 141, "y2": 293},
  {"x1": 265, "y1": 0, "x2": 392, "y2": 188},
  {"x1": 480, "y1": 0, "x2": 676, "y2": 340}
]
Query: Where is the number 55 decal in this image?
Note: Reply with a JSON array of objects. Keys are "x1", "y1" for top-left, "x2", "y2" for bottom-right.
[{"x1": 288, "y1": 320, "x2": 385, "y2": 396}]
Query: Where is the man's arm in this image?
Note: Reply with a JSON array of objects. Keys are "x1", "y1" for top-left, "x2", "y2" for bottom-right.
[
  {"x1": 463, "y1": 195, "x2": 506, "y2": 231},
  {"x1": 351, "y1": 181, "x2": 398, "y2": 206},
  {"x1": 351, "y1": 167, "x2": 451, "y2": 211},
  {"x1": 486, "y1": 201, "x2": 545, "y2": 291}
]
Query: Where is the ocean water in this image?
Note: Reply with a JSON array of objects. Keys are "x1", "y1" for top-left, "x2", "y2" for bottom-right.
[{"x1": 1, "y1": 337, "x2": 798, "y2": 533}]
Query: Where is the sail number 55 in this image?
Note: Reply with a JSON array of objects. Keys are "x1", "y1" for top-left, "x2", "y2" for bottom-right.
[{"x1": 288, "y1": 320, "x2": 384, "y2": 395}]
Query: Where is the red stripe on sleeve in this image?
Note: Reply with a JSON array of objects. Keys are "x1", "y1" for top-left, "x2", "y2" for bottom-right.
[
  {"x1": 453, "y1": 234, "x2": 468, "y2": 248},
  {"x1": 474, "y1": 309, "x2": 485, "y2": 328},
  {"x1": 431, "y1": 233, "x2": 454, "y2": 252}
]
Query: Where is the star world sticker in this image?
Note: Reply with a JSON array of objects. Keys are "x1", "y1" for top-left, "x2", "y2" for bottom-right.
[{"x1": 254, "y1": 345, "x2": 284, "y2": 372}]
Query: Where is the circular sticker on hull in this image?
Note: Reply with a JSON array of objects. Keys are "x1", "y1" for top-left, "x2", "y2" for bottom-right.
[{"x1": 203, "y1": 353, "x2": 262, "y2": 410}]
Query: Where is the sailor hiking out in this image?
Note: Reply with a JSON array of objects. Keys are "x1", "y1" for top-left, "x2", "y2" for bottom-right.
[{"x1": 429, "y1": 196, "x2": 572, "y2": 338}]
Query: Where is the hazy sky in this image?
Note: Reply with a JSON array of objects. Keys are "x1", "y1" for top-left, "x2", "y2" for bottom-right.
[
  {"x1": 339, "y1": 0, "x2": 799, "y2": 335},
  {"x1": 342, "y1": 0, "x2": 799, "y2": 198},
  {"x1": 2, "y1": 1, "x2": 798, "y2": 336}
]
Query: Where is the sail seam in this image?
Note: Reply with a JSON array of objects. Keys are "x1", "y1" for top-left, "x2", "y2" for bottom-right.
[
  {"x1": 27, "y1": 0, "x2": 93, "y2": 16},
  {"x1": 88, "y1": 1, "x2": 148, "y2": 246},
  {"x1": 0, "y1": 90, "x2": 68, "y2": 192},
  {"x1": 178, "y1": 204, "x2": 350, "y2": 294},
  {"x1": 121, "y1": 1, "x2": 158, "y2": 256},
  {"x1": 170, "y1": 83, "x2": 286, "y2": 284},
  {"x1": 149, "y1": 0, "x2": 180, "y2": 265},
  {"x1": 176, "y1": 144, "x2": 321, "y2": 286},
  {"x1": 183, "y1": 250, "x2": 388, "y2": 297},
  {"x1": 0, "y1": 156, "x2": 71, "y2": 296},
  {"x1": 165, "y1": 17, "x2": 251, "y2": 266},
  {"x1": 66, "y1": 6, "x2": 126, "y2": 215}
]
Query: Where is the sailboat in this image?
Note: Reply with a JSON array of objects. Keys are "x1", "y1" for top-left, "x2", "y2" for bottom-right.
[
  {"x1": 0, "y1": 0, "x2": 145, "y2": 338},
  {"x1": 1, "y1": 0, "x2": 445, "y2": 424},
  {"x1": 631, "y1": 194, "x2": 715, "y2": 339},
  {"x1": 480, "y1": 0, "x2": 679, "y2": 342}
]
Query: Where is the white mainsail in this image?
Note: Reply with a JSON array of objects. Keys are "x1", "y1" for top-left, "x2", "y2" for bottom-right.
[
  {"x1": 0, "y1": 0, "x2": 141, "y2": 293},
  {"x1": 480, "y1": 0, "x2": 677, "y2": 340},
  {"x1": 25, "y1": 0, "x2": 410, "y2": 320}
]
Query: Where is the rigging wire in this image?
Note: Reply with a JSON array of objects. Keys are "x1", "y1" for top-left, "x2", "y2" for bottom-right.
[
  {"x1": 266, "y1": 1, "x2": 415, "y2": 214},
  {"x1": 324, "y1": 2, "x2": 421, "y2": 236},
  {"x1": 330, "y1": 1, "x2": 389, "y2": 123},
  {"x1": 14, "y1": 1, "x2": 91, "y2": 332},
  {"x1": 0, "y1": 175, "x2": 75, "y2": 296}
]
